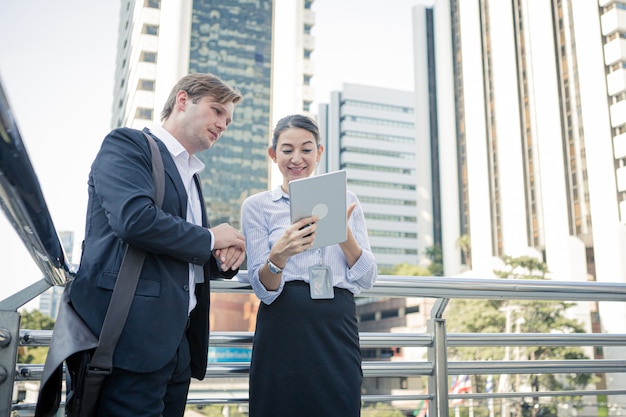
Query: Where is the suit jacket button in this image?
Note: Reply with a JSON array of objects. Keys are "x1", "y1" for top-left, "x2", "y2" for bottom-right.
[
  {"x1": 183, "y1": 284, "x2": 189, "y2": 291},
  {"x1": 191, "y1": 257, "x2": 199, "y2": 263}
]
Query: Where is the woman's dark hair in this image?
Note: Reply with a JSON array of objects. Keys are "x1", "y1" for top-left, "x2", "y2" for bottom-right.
[{"x1": 271, "y1": 114, "x2": 320, "y2": 150}]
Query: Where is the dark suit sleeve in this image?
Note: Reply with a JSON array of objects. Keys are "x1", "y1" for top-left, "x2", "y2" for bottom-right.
[
  {"x1": 208, "y1": 258, "x2": 238, "y2": 280},
  {"x1": 91, "y1": 128, "x2": 214, "y2": 266}
]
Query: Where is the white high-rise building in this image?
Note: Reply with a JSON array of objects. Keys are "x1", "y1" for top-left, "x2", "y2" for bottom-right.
[
  {"x1": 413, "y1": 0, "x2": 626, "y2": 407},
  {"x1": 318, "y1": 84, "x2": 420, "y2": 271}
]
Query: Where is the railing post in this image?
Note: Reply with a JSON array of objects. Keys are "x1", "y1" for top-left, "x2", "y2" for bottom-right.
[
  {"x1": 0, "y1": 311, "x2": 20, "y2": 417},
  {"x1": 0, "y1": 279, "x2": 51, "y2": 416},
  {"x1": 428, "y1": 298, "x2": 450, "y2": 417}
]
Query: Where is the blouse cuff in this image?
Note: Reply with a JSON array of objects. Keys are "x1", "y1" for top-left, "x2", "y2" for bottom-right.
[
  {"x1": 346, "y1": 250, "x2": 376, "y2": 282},
  {"x1": 251, "y1": 273, "x2": 284, "y2": 305}
]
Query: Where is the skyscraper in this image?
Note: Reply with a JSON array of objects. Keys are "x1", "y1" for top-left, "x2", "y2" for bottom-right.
[
  {"x1": 111, "y1": 0, "x2": 315, "y2": 228},
  {"x1": 413, "y1": 0, "x2": 626, "y2": 404},
  {"x1": 318, "y1": 83, "x2": 420, "y2": 271}
]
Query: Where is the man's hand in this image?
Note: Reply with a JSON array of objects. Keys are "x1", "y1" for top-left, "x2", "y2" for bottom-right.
[
  {"x1": 210, "y1": 223, "x2": 245, "y2": 249},
  {"x1": 209, "y1": 223, "x2": 246, "y2": 271},
  {"x1": 213, "y1": 246, "x2": 246, "y2": 271}
]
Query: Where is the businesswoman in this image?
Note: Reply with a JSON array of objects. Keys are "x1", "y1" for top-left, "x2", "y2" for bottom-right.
[{"x1": 241, "y1": 114, "x2": 377, "y2": 416}]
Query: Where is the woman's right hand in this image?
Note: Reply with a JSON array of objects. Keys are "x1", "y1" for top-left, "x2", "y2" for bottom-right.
[{"x1": 269, "y1": 215, "x2": 319, "y2": 266}]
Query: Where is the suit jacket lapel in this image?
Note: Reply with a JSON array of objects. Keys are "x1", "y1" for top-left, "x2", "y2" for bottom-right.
[
  {"x1": 193, "y1": 174, "x2": 209, "y2": 228},
  {"x1": 157, "y1": 141, "x2": 188, "y2": 217}
]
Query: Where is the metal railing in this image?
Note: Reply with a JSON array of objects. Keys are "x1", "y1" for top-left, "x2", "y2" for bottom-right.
[{"x1": 7, "y1": 274, "x2": 626, "y2": 416}]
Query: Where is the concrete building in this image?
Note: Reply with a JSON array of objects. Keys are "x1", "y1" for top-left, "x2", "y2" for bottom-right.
[
  {"x1": 318, "y1": 84, "x2": 420, "y2": 271},
  {"x1": 413, "y1": 0, "x2": 626, "y2": 408}
]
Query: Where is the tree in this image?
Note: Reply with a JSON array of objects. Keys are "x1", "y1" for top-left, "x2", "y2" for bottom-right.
[
  {"x1": 445, "y1": 255, "x2": 592, "y2": 414},
  {"x1": 425, "y1": 245, "x2": 443, "y2": 276},
  {"x1": 455, "y1": 234, "x2": 472, "y2": 269},
  {"x1": 492, "y1": 255, "x2": 548, "y2": 280},
  {"x1": 18, "y1": 309, "x2": 55, "y2": 364},
  {"x1": 378, "y1": 247, "x2": 441, "y2": 276},
  {"x1": 360, "y1": 402, "x2": 406, "y2": 416},
  {"x1": 390, "y1": 263, "x2": 431, "y2": 277}
]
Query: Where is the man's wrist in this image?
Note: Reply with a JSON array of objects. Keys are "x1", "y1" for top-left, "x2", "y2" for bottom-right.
[{"x1": 208, "y1": 229, "x2": 215, "y2": 251}]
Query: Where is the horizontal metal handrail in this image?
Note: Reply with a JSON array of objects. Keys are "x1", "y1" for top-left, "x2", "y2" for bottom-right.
[
  {"x1": 208, "y1": 331, "x2": 434, "y2": 347},
  {"x1": 11, "y1": 394, "x2": 436, "y2": 412},
  {"x1": 187, "y1": 394, "x2": 435, "y2": 405},
  {"x1": 447, "y1": 332, "x2": 626, "y2": 346},
  {"x1": 13, "y1": 275, "x2": 626, "y2": 415},
  {"x1": 15, "y1": 361, "x2": 434, "y2": 381},
  {"x1": 213, "y1": 274, "x2": 626, "y2": 301},
  {"x1": 18, "y1": 329, "x2": 52, "y2": 346},
  {"x1": 17, "y1": 388, "x2": 626, "y2": 413},
  {"x1": 450, "y1": 389, "x2": 626, "y2": 400},
  {"x1": 448, "y1": 359, "x2": 626, "y2": 374},
  {"x1": 16, "y1": 358, "x2": 626, "y2": 382},
  {"x1": 21, "y1": 329, "x2": 626, "y2": 348}
]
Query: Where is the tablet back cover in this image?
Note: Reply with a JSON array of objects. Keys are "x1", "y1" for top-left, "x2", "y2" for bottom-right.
[{"x1": 289, "y1": 170, "x2": 347, "y2": 249}]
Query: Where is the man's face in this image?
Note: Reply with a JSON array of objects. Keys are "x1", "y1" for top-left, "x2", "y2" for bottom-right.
[{"x1": 179, "y1": 94, "x2": 235, "y2": 154}]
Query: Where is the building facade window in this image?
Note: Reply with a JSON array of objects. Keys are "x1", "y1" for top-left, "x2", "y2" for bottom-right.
[
  {"x1": 137, "y1": 79, "x2": 155, "y2": 91},
  {"x1": 135, "y1": 107, "x2": 153, "y2": 120},
  {"x1": 142, "y1": 24, "x2": 159, "y2": 35},
  {"x1": 140, "y1": 51, "x2": 157, "y2": 63}
]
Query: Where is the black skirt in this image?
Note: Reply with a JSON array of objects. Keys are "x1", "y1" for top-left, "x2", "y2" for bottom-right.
[{"x1": 249, "y1": 280, "x2": 362, "y2": 417}]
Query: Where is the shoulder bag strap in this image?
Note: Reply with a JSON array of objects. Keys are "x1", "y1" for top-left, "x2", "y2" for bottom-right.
[{"x1": 89, "y1": 132, "x2": 165, "y2": 370}]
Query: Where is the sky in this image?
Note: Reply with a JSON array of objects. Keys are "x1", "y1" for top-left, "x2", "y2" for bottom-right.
[{"x1": 0, "y1": 0, "x2": 423, "y2": 306}]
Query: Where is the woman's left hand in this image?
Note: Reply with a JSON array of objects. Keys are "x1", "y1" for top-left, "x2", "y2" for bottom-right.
[
  {"x1": 346, "y1": 202, "x2": 356, "y2": 233},
  {"x1": 340, "y1": 202, "x2": 362, "y2": 267}
]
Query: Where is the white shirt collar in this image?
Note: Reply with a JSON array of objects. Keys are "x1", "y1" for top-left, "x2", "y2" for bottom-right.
[
  {"x1": 270, "y1": 185, "x2": 289, "y2": 202},
  {"x1": 149, "y1": 124, "x2": 204, "y2": 174}
]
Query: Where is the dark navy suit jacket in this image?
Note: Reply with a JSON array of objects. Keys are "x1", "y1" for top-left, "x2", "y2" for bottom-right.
[{"x1": 69, "y1": 127, "x2": 236, "y2": 379}]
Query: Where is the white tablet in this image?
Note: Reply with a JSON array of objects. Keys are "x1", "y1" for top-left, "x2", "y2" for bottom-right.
[{"x1": 289, "y1": 170, "x2": 347, "y2": 249}]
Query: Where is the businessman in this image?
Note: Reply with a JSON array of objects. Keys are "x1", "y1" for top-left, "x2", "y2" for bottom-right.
[{"x1": 68, "y1": 73, "x2": 246, "y2": 416}]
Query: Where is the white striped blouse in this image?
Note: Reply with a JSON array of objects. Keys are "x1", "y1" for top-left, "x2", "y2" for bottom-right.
[{"x1": 241, "y1": 185, "x2": 377, "y2": 305}]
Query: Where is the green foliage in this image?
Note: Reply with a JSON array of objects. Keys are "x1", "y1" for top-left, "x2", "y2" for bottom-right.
[
  {"x1": 456, "y1": 234, "x2": 472, "y2": 268},
  {"x1": 445, "y1": 255, "x2": 592, "y2": 397},
  {"x1": 425, "y1": 245, "x2": 444, "y2": 276},
  {"x1": 381, "y1": 246, "x2": 442, "y2": 276},
  {"x1": 521, "y1": 402, "x2": 557, "y2": 416},
  {"x1": 493, "y1": 255, "x2": 548, "y2": 280},
  {"x1": 17, "y1": 309, "x2": 55, "y2": 364},
  {"x1": 20, "y1": 309, "x2": 55, "y2": 330},
  {"x1": 361, "y1": 402, "x2": 406, "y2": 417},
  {"x1": 390, "y1": 263, "x2": 431, "y2": 276},
  {"x1": 378, "y1": 266, "x2": 395, "y2": 275}
]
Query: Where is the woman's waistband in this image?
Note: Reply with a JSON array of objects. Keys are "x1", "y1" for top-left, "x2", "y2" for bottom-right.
[{"x1": 284, "y1": 279, "x2": 353, "y2": 296}]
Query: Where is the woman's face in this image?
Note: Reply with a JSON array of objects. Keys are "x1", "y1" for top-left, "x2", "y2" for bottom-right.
[{"x1": 269, "y1": 127, "x2": 324, "y2": 191}]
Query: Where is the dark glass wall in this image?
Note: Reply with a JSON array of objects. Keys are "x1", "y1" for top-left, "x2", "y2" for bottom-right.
[{"x1": 189, "y1": 0, "x2": 273, "y2": 229}]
